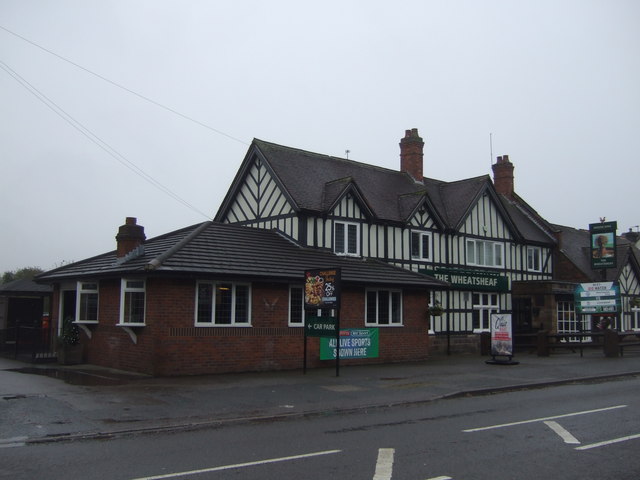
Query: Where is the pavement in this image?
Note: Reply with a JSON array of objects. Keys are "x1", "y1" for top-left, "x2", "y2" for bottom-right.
[{"x1": 2, "y1": 349, "x2": 640, "y2": 447}]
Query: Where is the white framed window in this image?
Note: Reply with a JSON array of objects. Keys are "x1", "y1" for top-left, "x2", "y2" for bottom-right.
[
  {"x1": 76, "y1": 281, "x2": 98, "y2": 323},
  {"x1": 411, "y1": 231, "x2": 432, "y2": 261},
  {"x1": 472, "y1": 293, "x2": 499, "y2": 332},
  {"x1": 557, "y1": 301, "x2": 590, "y2": 341},
  {"x1": 366, "y1": 289, "x2": 402, "y2": 326},
  {"x1": 527, "y1": 246, "x2": 542, "y2": 272},
  {"x1": 466, "y1": 239, "x2": 504, "y2": 268},
  {"x1": 119, "y1": 279, "x2": 145, "y2": 325},
  {"x1": 334, "y1": 221, "x2": 360, "y2": 256},
  {"x1": 196, "y1": 282, "x2": 251, "y2": 326}
]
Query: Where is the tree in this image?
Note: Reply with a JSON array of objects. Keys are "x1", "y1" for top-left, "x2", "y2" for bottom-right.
[{"x1": 1, "y1": 267, "x2": 44, "y2": 284}]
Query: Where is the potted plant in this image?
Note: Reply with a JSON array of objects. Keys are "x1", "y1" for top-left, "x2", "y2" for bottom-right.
[
  {"x1": 57, "y1": 316, "x2": 83, "y2": 365},
  {"x1": 427, "y1": 301, "x2": 444, "y2": 317},
  {"x1": 630, "y1": 297, "x2": 640, "y2": 308}
]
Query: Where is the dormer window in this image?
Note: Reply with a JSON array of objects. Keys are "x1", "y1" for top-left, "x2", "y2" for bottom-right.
[
  {"x1": 411, "y1": 231, "x2": 432, "y2": 261},
  {"x1": 334, "y1": 221, "x2": 360, "y2": 256}
]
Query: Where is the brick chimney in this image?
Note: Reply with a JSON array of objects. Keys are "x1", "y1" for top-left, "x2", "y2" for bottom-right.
[
  {"x1": 399, "y1": 128, "x2": 424, "y2": 183},
  {"x1": 492, "y1": 155, "x2": 515, "y2": 197},
  {"x1": 116, "y1": 217, "x2": 146, "y2": 257}
]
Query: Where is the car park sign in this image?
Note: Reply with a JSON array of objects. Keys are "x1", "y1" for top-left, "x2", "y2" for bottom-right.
[{"x1": 574, "y1": 282, "x2": 621, "y2": 314}]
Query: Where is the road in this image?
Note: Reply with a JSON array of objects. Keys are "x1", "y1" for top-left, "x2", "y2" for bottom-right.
[{"x1": 3, "y1": 377, "x2": 640, "y2": 480}]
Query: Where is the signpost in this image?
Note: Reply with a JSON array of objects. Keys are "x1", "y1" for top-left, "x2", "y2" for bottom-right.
[
  {"x1": 303, "y1": 268, "x2": 341, "y2": 376},
  {"x1": 574, "y1": 282, "x2": 621, "y2": 314}
]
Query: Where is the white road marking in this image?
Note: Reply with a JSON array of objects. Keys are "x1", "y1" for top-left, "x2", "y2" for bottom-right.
[
  {"x1": 544, "y1": 421, "x2": 581, "y2": 444},
  {"x1": 575, "y1": 433, "x2": 640, "y2": 451},
  {"x1": 463, "y1": 405, "x2": 627, "y2": 432},
  {"x1": 426, "y1": 477, "x2": 453, "y2": 480},
  {"x1": 130, "y1": 449, "x2": 342, "y2": 480},
  {"x1": 0, "y1": 436, "x2": 28, "y2": 449},
  {"x1": 373, "y1": 448, "x2": 395, "y2": 480}
]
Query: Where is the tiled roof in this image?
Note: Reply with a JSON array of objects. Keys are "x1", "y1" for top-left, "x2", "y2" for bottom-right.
[
  {"x1": 37, "y1": 222, "x2": 448, "y2": 288},
  {"x1": 253, "y1": 139, "x2": 425, "y2": 224},
  {"x1": 0, "y1": 278, "x2": 52, "y2": 294},
  {"x1": 243, "y1": 139, "x2": 555, "y2": 244}
]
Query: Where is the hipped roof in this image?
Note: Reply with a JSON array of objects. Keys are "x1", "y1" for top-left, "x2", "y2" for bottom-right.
[{"x1": 37, "y1": 222, "x2": 447, "y2": 289}]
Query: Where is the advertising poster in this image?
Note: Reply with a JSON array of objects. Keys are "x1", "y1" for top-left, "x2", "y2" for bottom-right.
[
  {"x1": 320, "y1": 329, "x2": 379, "y2": 360},
  {"x1": 589, "y1": 221, "x2": 617, "y2": 269},
  {"x1": 304, "y1": 268, "x2": 341, "y2": 310},
  {"x1": 490, "y1": 313, "x2": 513, "y2": 357}
]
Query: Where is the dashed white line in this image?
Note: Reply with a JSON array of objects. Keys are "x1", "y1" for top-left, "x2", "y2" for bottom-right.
[
  {"x1": 463, "y1": 405, "x2": 627, "y2": 432},
  {"x1": 544, "y1": 421, "x2": 581, "y2": 444},
  {"x1": 576, "y1": 433, "x2": 640, "y2": 451},
  {"x1": 130, "y1": 449, "x2": 342, "y2": 480},
  {"x1": 373, "y1": 448, "x2": 395, "y2": 480},
  {"x1": 0, "y1": 436, "x2": 27, "y2": 448}
]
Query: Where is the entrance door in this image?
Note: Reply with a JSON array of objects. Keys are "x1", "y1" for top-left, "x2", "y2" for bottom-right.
[
  {"x1": 60, "y1": 289, "x2": 77, "y2": 335},
  {"x1": 512, "y1": 298, "x2": 533, "y2": 334}
]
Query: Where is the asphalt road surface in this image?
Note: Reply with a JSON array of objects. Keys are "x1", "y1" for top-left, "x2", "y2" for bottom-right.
[{"x1": 3, "y1": 377, "x2": 640, "y2": 480}]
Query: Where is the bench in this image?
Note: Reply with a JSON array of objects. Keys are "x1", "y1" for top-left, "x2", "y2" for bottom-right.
[
  {"x1": 615, "y1": 332, "x2": 640, "y2": 357},
  {"x1": 537, "y1": 332, "x2": 606, "y2": 357}
]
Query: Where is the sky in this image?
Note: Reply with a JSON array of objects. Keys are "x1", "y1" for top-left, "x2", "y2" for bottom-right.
[{"x1": 1, "y1": 0, "x2": 639, "y2": 274}]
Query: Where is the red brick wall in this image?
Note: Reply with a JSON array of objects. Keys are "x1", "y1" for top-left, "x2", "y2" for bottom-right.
[{"x1": 63, "y1": 277, "x2": 430, "y2": 376}]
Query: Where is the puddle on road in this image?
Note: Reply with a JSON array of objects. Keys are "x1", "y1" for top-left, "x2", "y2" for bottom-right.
[{"x1": 8, "y1": 367, "x2": 130, "y2": 386}]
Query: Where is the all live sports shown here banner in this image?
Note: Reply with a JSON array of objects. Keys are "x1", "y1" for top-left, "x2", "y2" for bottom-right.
[{"x1": 320, "y1": 329, "x2": 379, "y2": 360}]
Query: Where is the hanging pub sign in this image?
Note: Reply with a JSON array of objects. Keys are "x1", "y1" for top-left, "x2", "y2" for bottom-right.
[
  {"x1": 589, "y1": 221, "x2": 617, "y2": 269},
  {"x1": 304, "y1": 268, "x2": 341, "y2": 310}
]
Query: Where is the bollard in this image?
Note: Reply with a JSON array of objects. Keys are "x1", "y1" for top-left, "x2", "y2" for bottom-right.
[
  {"x1": 537, "y1": 330, "x2": 549, "y2": 357},
  {"x1": 603, "y1": 329, "x2": 619, "y2": 358}
]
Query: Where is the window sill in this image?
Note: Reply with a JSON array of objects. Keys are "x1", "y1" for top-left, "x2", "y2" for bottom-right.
[
  {"x1": 194, "y1": 323, "x2": 252, "y2": 327},
  {"x1": 74, "y1": 320, "x2": 98, "y2": 325},
  {"x1": 365, "y1": 323, "x2": 403, "y2": 328},
  {"x1": 118, "y1": 322, "x2": 146, "y2": 328}
]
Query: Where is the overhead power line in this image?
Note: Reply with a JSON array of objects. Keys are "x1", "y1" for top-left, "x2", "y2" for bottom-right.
[
  {"x1": 0, "y1": 59, "x2": 212, "y2": 220},
  {"x1": 0, "y1": 24, "x2": 249, "y2": 146}
]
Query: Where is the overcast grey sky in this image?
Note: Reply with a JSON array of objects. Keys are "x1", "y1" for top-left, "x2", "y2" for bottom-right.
[{"x1": 1, "y1": 0, "x2": 638, "y2": 274}]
